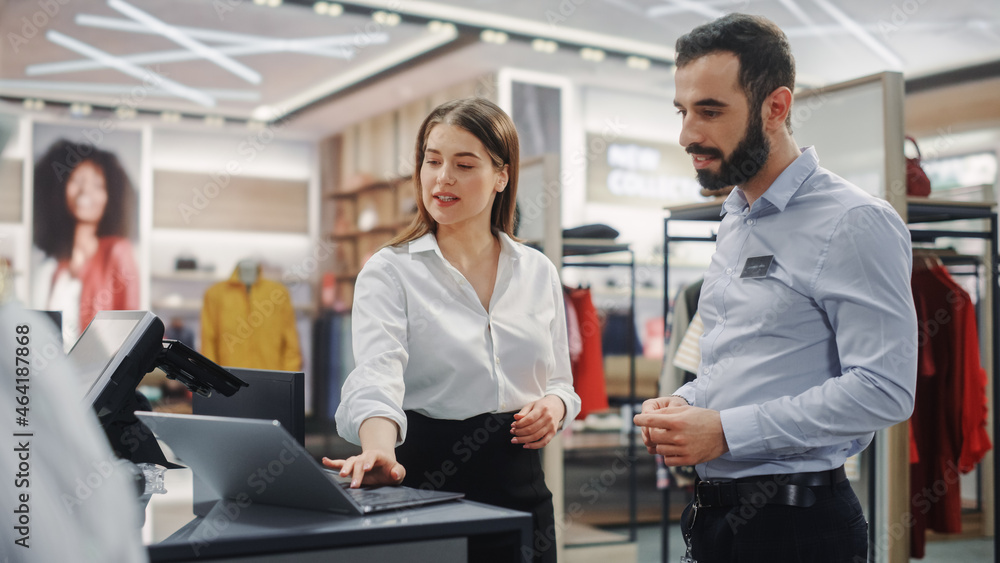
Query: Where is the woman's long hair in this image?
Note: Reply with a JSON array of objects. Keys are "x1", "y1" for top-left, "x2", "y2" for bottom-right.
[{"x1": 33, "y1": 139, "x2": 135, "y2": 260}]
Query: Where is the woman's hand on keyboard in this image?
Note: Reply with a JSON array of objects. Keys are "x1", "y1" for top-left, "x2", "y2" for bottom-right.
[{"x1": 322, "y1": 451, "x2": 406, "y2": 489}]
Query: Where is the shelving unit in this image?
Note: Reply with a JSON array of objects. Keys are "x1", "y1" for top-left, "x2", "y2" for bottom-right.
[
  {"x1": 561, "y1": 239, "x2": 641, "y2": 543},
  {"x1": 324, "y1": 176, "x2": 416, "y2": 309}
]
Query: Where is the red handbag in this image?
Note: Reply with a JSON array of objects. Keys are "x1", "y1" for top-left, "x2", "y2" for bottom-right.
[{"x1": 905, "y1": 136, "x2": 932, "y2": 197}]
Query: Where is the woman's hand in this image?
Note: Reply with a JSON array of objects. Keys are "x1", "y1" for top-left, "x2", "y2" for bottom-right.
[
  {"x1": 511, "y1": 395, "x2": 566, "y2": 449},
  {"x1": 322, "y1": 450, "x2": 406, "y2": 489}
]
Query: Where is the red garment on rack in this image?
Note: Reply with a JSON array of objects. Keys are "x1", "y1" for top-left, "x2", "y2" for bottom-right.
[
  {"x1": 909, "y1": 265, "x2": 992, "y2": 558},
  {"x1": 566, "y1": 287, "x2": 609, "y2": 419}
]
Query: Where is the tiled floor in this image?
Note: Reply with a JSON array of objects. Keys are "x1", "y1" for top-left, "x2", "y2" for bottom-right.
[{"x1": 601, "y1": 523, "x2": 994, "y2": 562}]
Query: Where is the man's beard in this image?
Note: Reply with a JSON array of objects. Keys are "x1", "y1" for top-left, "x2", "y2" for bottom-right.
[{"x1": 689, "y1": 112, "x2": 771, "y2": 192}]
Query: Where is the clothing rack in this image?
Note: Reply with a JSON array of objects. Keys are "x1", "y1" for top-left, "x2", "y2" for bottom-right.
[
  {"x1": 660, "y1": 201, "x2": 724, "y2": 562},
  {"x1": 659, "y1": 199, "x2": 998, "y2": 562},
  {"x1": 561, "y1": 238, "x2": 640, "y2": 543},
  {"x1": 907, "y1": 199, "x2": 999, "y2": 560}
]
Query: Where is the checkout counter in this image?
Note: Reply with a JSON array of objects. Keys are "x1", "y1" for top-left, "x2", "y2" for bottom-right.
[
  {"x1": 143, "y1": 468, "x2": 531, "y2": 562},
  {"x1": 69, "y1": 311, "x2": 533, "y2": 562}
]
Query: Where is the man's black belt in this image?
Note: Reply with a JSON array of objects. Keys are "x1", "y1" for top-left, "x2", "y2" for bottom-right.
[{"x1": 694, "y1": 466, "x2": 848, "y2": 509}]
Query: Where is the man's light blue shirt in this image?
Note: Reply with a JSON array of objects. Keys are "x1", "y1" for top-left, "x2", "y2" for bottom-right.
[{"x1": 673, "y1": 147, "x2": 918, "y2": 479}]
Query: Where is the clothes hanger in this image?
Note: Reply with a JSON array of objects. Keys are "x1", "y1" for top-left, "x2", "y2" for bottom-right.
[{"x1": 913, "y1": 249, "x2": 945, "y2": 270}]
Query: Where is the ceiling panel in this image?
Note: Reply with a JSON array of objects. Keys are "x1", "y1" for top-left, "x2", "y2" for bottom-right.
[{"x1": 1, "y1": 0, "x2": 997, "y2": 136}]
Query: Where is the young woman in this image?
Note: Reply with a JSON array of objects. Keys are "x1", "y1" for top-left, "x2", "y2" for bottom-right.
[
  {"x1": 326, "y1": 98, "x2": 580, "y2": 563},
  {"x1": 32, "y1": 140, "x2": 139, "y2": 345}
]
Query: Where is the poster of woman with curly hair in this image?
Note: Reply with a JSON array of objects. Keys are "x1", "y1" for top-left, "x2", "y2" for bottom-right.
[{"x1": 30, "y1": 124, "x2": 142, "y2": 348}]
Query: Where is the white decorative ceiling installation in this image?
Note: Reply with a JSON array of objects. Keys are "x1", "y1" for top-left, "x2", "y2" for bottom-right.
[
  {"x1": 0, "y1": 0, "x2": 454, "y2": 120},
  {"x1": 1, "y1": 0, "x2": 998, "y2": 136}
]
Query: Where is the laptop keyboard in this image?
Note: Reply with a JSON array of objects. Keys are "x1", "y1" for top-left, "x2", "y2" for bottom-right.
[
  {"x1": 322, "y1": 469, "x2": 424, "y2": 507},
  {"x1": 346, "y1": 486, "x2": 426, "y2": 507}
]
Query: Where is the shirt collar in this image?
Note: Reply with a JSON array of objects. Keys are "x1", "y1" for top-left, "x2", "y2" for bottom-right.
[
  {"x1": 720, "y1": 146, "x2": 820, "y2": 216},
  {"x1": 408, "y1": 231, "x2": 522, "y2": 262}
]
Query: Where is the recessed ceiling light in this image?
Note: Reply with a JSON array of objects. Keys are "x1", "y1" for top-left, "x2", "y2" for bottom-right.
[
  {"x1": 626, "y1": 56, "x2": 650, "y2": 70},
  {"x1": 531, "y1": 39, "x2": 557, "y2": 53},
  {"x1": 581, "y1": 47, "x2": 605, "y2": 62},
  {"x1": 115, "y1": 106, "x2": 137, "y2": 119},
  {"x1": 267, "y1": 0, "x2": 282, "y2": 7},
  {"x1": 313, "y1": 1, "x2": 328, "y2": 14},
  {"x1": 204, "y1": 115, "x2": 225, "y2": 127},
  {"x1": 372, "y1": 11, "x2": 400, "y2": 26},
  {"x1": 69, "y1": 102, "x2": 92, "y2": 117},
  {"x1": 480, "y1": 29, "x2": 508, "y2": 44},
  {"x1": 23, "y1": 98, "x2": 45, "y2": 111},
  {"x1": 326, "y1": 3, "x2": 343, "y2": 16},
  {"x1": 161, "y1": 111, "x2": 181, "y2": 123},
  {"x1": 427, "y1": 20, "x2": 455, "y2": 34}
]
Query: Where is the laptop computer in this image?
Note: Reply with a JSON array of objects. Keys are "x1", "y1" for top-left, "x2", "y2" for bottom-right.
[{"x1": 135, "y1": 411, "x2": 464, "y2": 515}]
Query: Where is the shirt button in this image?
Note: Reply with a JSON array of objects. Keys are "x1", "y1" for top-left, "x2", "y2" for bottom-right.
[
  {"x1": 702, "y1": 367, "x2": 710, "y2": 375},
  {"x1": 495, "y1": 356, "x2": 500, "y2": 365},
  {"x1": 725, "y1": 267, "x2": 733, "y2": 275},
  {"x1": 746, "y1": 219, "x2": 754, "y2": 226}
]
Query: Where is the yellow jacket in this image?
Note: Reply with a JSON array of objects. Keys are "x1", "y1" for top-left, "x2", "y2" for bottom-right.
[{"x1": 200, "y1": 266, "x2": 302, "y2": 372}]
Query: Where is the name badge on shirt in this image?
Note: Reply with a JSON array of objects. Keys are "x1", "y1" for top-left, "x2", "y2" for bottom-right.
[{"x1": 740, "y1": 255, "x2": 774, "y2": 279}]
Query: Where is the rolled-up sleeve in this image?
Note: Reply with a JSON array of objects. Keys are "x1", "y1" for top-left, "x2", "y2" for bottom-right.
[
  {"x1": 335, "y1": 257, "x2": 410, "y2": 446},
  {"x1": 721, "y1": 205, "x2": 918, "y2": 458}
]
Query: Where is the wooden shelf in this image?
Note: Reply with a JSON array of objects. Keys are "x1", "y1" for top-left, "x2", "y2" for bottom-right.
[
  {"x1": 329, "y1": 226, "x2": 400, "y2": 240},
  {"x1": 152, "y1": 300, "x2": 316, "y2": 315},
  {"x1": 150, "y1": 271, "x2": 311, "y2": 285},
  {"x1": 325, "y1": 180, "x2": 398, "y2": 199}
]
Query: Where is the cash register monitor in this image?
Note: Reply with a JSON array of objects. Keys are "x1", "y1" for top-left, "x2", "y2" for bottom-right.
[
  {"x1": 68, "y1": 310, "x2": 248, "y2": 465},
  {"x1": 69, "y1": 310, "x2": 164, "y2": 419}
]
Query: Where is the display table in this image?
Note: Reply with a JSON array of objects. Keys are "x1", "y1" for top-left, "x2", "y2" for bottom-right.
[{"x1": 144, "y1": 470, "x2": 532, "y2": 562}]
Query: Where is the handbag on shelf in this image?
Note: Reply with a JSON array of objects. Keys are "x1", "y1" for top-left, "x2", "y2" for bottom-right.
[{"x1": 905, "y1": 135, "x2": 932, "y2": 197}]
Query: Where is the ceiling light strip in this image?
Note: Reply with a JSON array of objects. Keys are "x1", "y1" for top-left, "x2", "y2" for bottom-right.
[
  {"x1": 813, "y1": 0, "x2": 904, "y2": 69},
  {"x1": 0, "y1": 79, "x2": 260, "y2": 101},
  {"x1": 27, "y1": 39, "x2": 358, "y2": 76},
  {"x1": 107, "y1": 0, "x2": 262, "y2": 84},
  {"x1": 645, "y1": 0, "x2": 738, "y2": 17},
  {"x1": 259, "y1": 25, "x2": 458, "y2": 121},
  {"x1": 777, "y1": 0, "x2": 840, "y2": 50},
  {"x1": 76, "y1": 14, "x2": 388, "y2": 48},
  {"x1": 45, "y1": 30, "x2": 216, "y2": 107},
  {"x1": 782, "y1": 21, "x2": 969, "y2": 37},
  {"x1": 650, "y1": 0, "x2": 722, "y2": 20},
  {"x1": 336, "y1": 0, "x2": 675, "y2": 61}
]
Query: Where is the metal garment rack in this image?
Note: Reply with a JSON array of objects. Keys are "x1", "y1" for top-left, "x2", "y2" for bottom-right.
[
  {"x1": 660, "y1": 201, "x2": 723, "y2": 563},
  {"x1": 561, "y1": 238, "x2": 639, "y2": 542},
  {"x1": 907, "y1": 199, "x2": 999, "y2": 561},
  {"x1": 659, "y1": 198, "x2": 1000, "y2": 562}
]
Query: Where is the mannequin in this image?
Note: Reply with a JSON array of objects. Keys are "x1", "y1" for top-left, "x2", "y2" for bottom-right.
[
  {"x1": 237, "y1": 258, "x2": 259, "y2": 290},
  {"x1": 200, "y1": 258, "x2": 302, "y2": 372}
]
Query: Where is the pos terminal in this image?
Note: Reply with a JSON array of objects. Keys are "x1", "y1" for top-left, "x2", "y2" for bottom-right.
[{"x1": 68, "y1": 311, "x2": 248, "y2": 465}]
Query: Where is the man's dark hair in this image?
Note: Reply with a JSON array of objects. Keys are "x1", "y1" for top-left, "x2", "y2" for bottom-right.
[
  {"x1": 675, "y1": 13, "x2": 796, "y2": 131},
  {"x1": 33, "y1": 139, "x2": 136, "y2": 260}
]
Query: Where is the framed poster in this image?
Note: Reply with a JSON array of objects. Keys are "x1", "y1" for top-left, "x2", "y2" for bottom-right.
[{"x1": 30, "y1": 123, "x2": 142, "y2": 347}]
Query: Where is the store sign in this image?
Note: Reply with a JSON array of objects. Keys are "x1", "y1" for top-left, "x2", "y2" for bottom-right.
[{"x1": 585, "y1": 134, "x2": 700, "y2": 205}]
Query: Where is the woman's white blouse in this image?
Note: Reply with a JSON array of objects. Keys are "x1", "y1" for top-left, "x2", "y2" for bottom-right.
[{"x1": 335, "y1": 232, "x2": 582, "y2": 445}]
